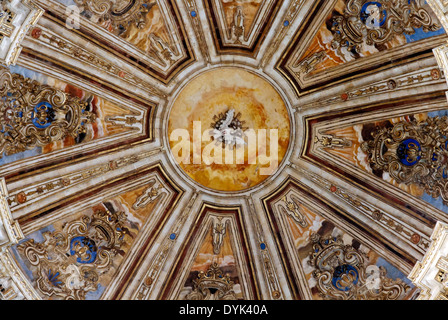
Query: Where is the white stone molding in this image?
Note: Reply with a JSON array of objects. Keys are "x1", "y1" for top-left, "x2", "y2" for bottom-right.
[
  {"x1": 427, "y1": 0, "x2": 448, "y2": 102},
  {"x1": 0, "y1": 178, "x2": 23, "y2": 249},
  {"x1": 427, "y1": 0, "x2": 448, "y2": 32},
  {"x1": 0, "y1": 0, "x2": 43, "y2": 66},
  {"x1": 407, "y1": 6, "x2": 448, "y2": 298},
  {"x1": 0, "y1": 177, "x2": 40, "y2": 300},
  {"x1": 409, "y1": 222, "x2": 448, "y2": 300}
]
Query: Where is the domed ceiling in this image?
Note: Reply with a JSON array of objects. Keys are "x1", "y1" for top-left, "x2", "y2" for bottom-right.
[{"x1": 1, "y1": 0, "x2": 448, "y2": 301}]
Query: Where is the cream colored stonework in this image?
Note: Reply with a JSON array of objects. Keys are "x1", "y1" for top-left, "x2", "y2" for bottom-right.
[
  {"x1": 409, "y1": 222, "x2": 448, "y2": 300},
  {"x1": 0, "y1": 0, "x2": 43, "y2": 66},
  {"x1": 428, "y1": 1, "x2": 448, "y2": 102},
  {"x1": 428, "y1": 0, "x2": 448, "y2": 32},
  {"x1": 0, "y1": 178, "x2": 40, "y2": 300}
]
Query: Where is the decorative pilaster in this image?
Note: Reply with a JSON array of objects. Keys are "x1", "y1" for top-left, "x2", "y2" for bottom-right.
[
  {"x1": 0, "y1": 0, "x2": 44, "y2": 66},
  {"x1": 409, "y1": 222, "x2": 448, "y2": 300},
  {"x1": 433, "y1": 43, "x2": 448, "y2": 102},
  {"x1": 0, "y1": 177, "x2": 40, "y2": 300}
]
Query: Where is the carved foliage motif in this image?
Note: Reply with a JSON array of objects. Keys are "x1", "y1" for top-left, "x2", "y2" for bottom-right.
[
  {"x1": 361, "y1": 116, "x2": 448, "y2": 205},
  {"x1": 17, "y1": 208, "x2": 132, "y2": 300},
  {"x1": 0, "y1": 67, "x2": 96, "y2": 158},
  {"x1": 331, "y1": 0, "x2": 441, "y2": 54},
  {"x1": 308, "y1": 234, "x2": 411, "y2": 300}
]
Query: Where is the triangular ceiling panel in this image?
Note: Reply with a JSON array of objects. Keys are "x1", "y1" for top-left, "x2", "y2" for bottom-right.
[
  {"x1": 221, "y1": 0, "x2": 263, "y2": 41},
  {"x1": 178, "y1": 219, "x2": 244, "y2": 299},
  {"x1": 262, "y1": 178, "x2": 418, "y2": 300},
  {"x1": 9, "y1": 165, "x2": 182, "y2": 300},
  {"x1": 307, "y1": 96, "x2": 448, "y2": 222},
  {"x1": 47, "y1": 0, "x2": 194, "y2": 82},
  {"x1": 0, "y1": 65, "x2": 152, "y2": 178},
  {"x1": 205, "y1": 0, "x2": 281, "y2": 56},
  {"x1": 160, "y1": 204, "x2": 259, "y2": 300},
  {"x1": 278, "y1": 0, "x2": 447, "y2": 95}
]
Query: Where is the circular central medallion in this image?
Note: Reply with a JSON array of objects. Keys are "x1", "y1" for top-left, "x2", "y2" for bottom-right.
[{"x1": 168, "y1": 68, "x2": 291, "y2": 192}]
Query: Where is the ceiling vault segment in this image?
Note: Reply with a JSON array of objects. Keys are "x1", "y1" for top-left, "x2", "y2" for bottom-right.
[{"x1": 0, "y1": 0, "x2": 448, "y2": 301}]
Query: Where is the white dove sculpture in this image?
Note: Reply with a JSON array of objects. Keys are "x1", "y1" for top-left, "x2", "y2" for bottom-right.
[{"x1": 211, "y1": 109, "x2": 246, "y2": 149}]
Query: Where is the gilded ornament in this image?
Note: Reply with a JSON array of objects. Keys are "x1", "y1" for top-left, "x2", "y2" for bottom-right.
[
  {"x1": 308, "y1": 234, "x2": 411, "y2": 300},
  {"x1": 362, "y1": 116, "x2": 448, "y2": 205},
  {"x1": 18, "y1": 209, "x2": 132, "y2": 300},
  {"x1": 73, "y1": 0, "x2": 154, "y2": 37},
  {"x1": 0, "y1": 67, "x2": 96, "y2": 158},
  {"x1": 186, "y1": 262, "x2": 237, "y2": 300},
  {"x1": 330, "y1": 0, "x2": 440, "y2": 54}
]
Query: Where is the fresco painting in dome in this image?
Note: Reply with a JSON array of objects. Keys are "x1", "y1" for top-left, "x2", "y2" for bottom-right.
[{"x1": 168, "y1": 68, "x2": 290, "y2": 192}]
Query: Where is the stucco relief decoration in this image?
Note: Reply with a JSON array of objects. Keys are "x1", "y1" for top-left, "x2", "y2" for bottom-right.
[
  {"x1": 0, "y1": 267, "x2": 23, "y2": 300},
  {"x1": 361, "y1": 116, "x2": 448, "y2": 205},
  {"x1": 0, "y1": 67, "x2": 96, "y2": 158},
  {"x1": 0, "y1": 7, "x2": 15, "y2": 42},
  {"x1": 278, "y1": 194, "x2": 309, "y2": 227},
  {"x1": 73, "y1": 0, "x2": 153, "y2": 36},
  {"x1": 185, "y1": 262, "x2": 237, "y2": 300},
  {"x1": 309, "y1": 234, "x2": 411, "y2": 300},
  {"x1": 17, "y1": 209, "x2": 131, "y2": 300},
  {"x1": 331, "y1": 0, "x2": 440, "y2": 54}
]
